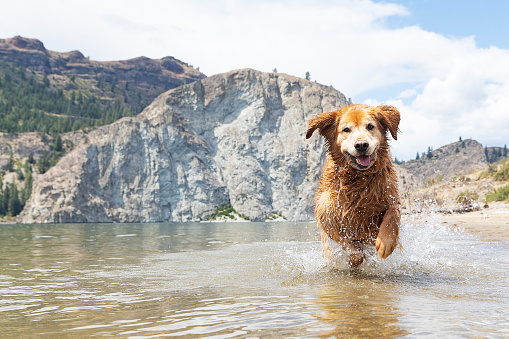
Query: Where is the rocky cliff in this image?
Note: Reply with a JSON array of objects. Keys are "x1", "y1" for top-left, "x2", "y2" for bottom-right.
[{"x1": 18, "y1": 69, "x2": 349, "y2": 223}]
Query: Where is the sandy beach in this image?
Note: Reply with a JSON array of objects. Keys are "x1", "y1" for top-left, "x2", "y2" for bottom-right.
[{"x1": 439, "y1": 202, "x2": 509, "y2": 241}]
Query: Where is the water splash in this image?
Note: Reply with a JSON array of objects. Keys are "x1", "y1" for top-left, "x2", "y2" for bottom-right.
[{"x1": 279, "y1": 211, "x2": 493, "y2": 284}]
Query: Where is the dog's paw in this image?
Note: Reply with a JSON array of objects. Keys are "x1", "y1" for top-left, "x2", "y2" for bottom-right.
[
  {"x1": 347, "y1": 251, "x2": 365, "y2": 268},
  {"x1": 375, "y1": 235, "x2": 396, "y2": 259}
]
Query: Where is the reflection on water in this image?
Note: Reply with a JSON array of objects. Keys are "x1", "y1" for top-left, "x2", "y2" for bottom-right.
[{"x1": 0, "y1": 218, "x2": 508, "y2": 337}]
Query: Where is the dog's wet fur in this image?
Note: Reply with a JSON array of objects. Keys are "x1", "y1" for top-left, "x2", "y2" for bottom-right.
[{"x1": 306, "y1": 104, "x2": 401, "y2": 267}]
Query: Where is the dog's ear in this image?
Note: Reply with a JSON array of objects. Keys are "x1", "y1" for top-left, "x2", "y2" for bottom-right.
[
  {"x1": 377, "y1": 105, "x2": 400, "y2": 140},
  {"x1": 306, "y1": 111, "x2": 338, "y2": 139}
]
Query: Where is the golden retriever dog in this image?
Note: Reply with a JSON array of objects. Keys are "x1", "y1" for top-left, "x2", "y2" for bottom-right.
[{"x1": 306, "y1": 104, "x2": 401, "y2": 267}]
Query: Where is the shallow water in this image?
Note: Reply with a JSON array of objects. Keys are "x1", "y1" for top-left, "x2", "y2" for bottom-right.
[{"x1": 1, "y1": 216, "x2": 508, "y2": 338}]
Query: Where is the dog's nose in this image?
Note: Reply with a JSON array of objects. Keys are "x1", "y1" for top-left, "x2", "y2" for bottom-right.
[{"x1": 354, "y1": 141, "x2": 369, "y2": 153}]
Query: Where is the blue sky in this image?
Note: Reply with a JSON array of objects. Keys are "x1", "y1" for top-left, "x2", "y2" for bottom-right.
[
  {"x1": 1, "y1": 0, "x2": 508, "y2": 160},
  {"x1": 385, "y1": 0, "x2": 509, "y2": 48},
  {"x1": 359, "y1": 0, "x2": 509, "y2": 102}
]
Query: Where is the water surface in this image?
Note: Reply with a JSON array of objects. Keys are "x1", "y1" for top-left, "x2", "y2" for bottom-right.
[{"x1": 1, "y1": 217, "x2": 508, "y2": 337}]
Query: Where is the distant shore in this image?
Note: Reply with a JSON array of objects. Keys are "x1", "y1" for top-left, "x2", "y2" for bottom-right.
[
  {"x1": 439, "y1": 202, "x2": 509, "y2": 241},
  {"x1": 4, "y1": 203, "x2": 509, "y2": 242}
]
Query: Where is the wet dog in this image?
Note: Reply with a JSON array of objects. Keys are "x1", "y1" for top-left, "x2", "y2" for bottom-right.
[{"x1": 306, "y1": 104, "x2": 401, "y2": 267}]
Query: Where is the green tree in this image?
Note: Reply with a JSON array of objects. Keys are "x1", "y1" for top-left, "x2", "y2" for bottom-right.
[
  {"x1": 21, "y1": 167, "x2": 33, "y2": 205},
  {"x1": 0, "y1": 184, "x2": 9, "y2": 215},
  {"x1": 16, "y1": 167, "x2": 24, "y2": 181},
  {"x1": 27, "y1": 153, "x2": 35, "y2": 164},
  {"x1": 5, "y1": 152, "x2": 14, "y2": 172},
  {"x1": 42, "y1": 75, "x2": 50, "y2": 87},
  {"x1": 53, "y1": 134, "x2": 63, "y2": 152},
  {"x1": 426, "y1": 146, "x2": 433, "y2": 159},
  {"x1": 37, "y1": 152, "x2": 51, "y2": 174},
  {"x1": 305, "y1": 72, "x2": 311, "y2": 80},
  {"x1": 7, "y1": 182, "x2": 21, "y2": 216}
]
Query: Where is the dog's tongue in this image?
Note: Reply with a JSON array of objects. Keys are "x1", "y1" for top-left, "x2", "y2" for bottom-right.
[{"x1": 357, "y1": 155, "x2": 371, "y2": 167}]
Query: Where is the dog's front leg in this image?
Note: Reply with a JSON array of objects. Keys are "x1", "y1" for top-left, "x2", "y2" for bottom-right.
[
  {"x1": 375, "y1": 205, "x2": 400, "y2": 259},
  {"x1": 321, "y1": 230, "x2": 364, "y2": 268},
  {"x1": 320, "y1": 230, "x2": 333, "y2": 260}
]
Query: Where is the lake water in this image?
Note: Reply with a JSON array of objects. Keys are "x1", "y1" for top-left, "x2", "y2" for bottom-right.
[{"x1": 1, "y1": 216, "x2": 508, "y2": 338}]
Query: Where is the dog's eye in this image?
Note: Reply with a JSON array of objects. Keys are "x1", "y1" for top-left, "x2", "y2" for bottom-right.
[
  {"x1": 367, "y1": 124, "x2": 375, "y2": 131},
  {"x1": 342, "y1": 127, "x2": 351, "y2": 133}
]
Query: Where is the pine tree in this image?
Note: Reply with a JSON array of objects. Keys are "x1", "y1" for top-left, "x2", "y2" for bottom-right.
[
  {"x1": 427, "y1": 146, "x2": 433, "y2": 159},
  {"x1": 53, "y1": 134, "x2": 63, "y2": 152},
  {"x1": 16, "y1": 167, "x2": 24, "y2": 181},
  {"x1": 7, "y1": 182, "x2": 21, "y2": 216},
  {"x1": 27, "y1": 153, "x2": 35, "y2": 164},
  {"x1": 5, "y1": 152, "x2": 14, "y2": 172},
  {"x1": 416, "y1": 152, "x2": 420, "y2": 160},
  {"x1": 21, "y1": 168, "x2": 33, "y2": 205},
  {"x1": 1, "y1": 184, "x2": 9, "y2": 215},
  {"x1": 38, "y1": 152, "x2": 50, "y2": 174}
]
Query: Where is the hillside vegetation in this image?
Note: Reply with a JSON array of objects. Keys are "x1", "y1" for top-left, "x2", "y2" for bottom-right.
[
  {"x1": 0, "y1": 36, "x2": 205, "y2": 136},
  {"x1": 401, "y1": 157, "x2": 509, "y2": 214},
  {"x1": 484, "y1": 159, "x2": 509, "y2": 202},
  {"x1": 0, "y1": 60, "x2": 134, "y2": 134}
]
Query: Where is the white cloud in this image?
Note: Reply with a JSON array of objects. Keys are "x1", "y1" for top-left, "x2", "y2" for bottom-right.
[
  {"x1": 397, "y1": 89, "x2": 417, "y2": 99},
  {"x1": 391, "y1": 46, "x2": 509, "y2": 159},
  {"x1": 1, "y1": 0, "x2": 509, "y2": 160}
]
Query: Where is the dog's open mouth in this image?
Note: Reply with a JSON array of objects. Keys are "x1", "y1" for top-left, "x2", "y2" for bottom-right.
[{"x1": 347, "y1": 152, "x2": 373, "y2": 169}]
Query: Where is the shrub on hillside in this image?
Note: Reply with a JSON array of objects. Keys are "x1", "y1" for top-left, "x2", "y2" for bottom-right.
[{"x1": 486, "y1": 185, "x2": 509, "y2": 203}]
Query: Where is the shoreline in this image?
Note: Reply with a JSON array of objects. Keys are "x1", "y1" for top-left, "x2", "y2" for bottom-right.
[
  {"x1": 438, "y1": 201, "x2": 509, "y2": 242},
  {"x1": 3, "y1": 203, "x2": 508, "y2": 242}
]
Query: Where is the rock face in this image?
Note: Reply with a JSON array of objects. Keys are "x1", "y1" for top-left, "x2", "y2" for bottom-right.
[{"x1": 18, "y1": 69, "x2": 349, "y2": 223}]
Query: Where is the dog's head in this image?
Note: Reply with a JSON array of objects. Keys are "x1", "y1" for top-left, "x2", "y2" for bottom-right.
[{"x1": 306, "y1": 104, "x2": 400, "y2": 170}]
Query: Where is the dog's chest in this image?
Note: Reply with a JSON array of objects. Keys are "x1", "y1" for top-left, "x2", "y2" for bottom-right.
[{"x1": 319, "y1": 173, "x2": 394, "y2": 237}]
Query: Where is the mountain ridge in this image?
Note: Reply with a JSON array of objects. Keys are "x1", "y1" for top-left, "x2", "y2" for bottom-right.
[{"x1": 0, "y1": 35, "x2": 206, "y2": 121}]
